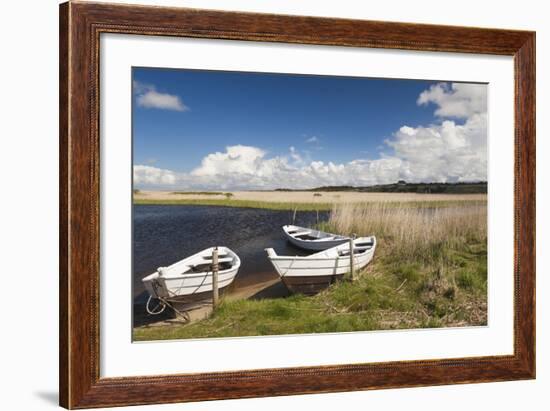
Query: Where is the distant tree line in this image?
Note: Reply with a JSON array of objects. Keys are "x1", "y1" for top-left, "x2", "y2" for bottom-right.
[{"x1": 275, "y1": 181, "x2": 487, "y2": 194}]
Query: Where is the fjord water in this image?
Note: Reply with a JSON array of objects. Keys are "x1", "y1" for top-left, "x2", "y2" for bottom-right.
[{"x1": 133, "y1": 205, "x2": 327, "y2": 304}]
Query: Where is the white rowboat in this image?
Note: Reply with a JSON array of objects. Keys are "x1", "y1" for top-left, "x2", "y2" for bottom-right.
[
  {"x1": 282, "y1": 224, "x2": 350, "y2": 251},
  {"x1": 142, "y1": 247, "x2": 241, "y2": 300},
  {"x1": 266, "y1": 237, "x2": 376, "y2": 294}
]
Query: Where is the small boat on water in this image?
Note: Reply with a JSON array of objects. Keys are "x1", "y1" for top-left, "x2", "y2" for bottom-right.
[
  {"x1": 142, "y1": 247, "x2": 241, "y2": 301},
  {"x1": 282, "y1": 224, "x2": 350, "y2": 251},
  {"x1": 265, "y1": 237, "x2": 376, "y2": 295}
]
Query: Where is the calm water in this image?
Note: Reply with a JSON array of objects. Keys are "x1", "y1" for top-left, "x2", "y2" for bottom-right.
[{"x1": 133, "y1": 205, "x2": 328, "y2": 304}]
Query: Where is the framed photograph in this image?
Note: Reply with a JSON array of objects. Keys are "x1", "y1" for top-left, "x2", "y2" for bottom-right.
[{"x1": 59, "y1": 2, "x2": 535, "y2": 408}]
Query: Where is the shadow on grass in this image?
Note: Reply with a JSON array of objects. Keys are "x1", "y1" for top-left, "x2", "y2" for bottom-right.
[{"x1": 248, "y1": 280, "x2": 290, "y2": 300}]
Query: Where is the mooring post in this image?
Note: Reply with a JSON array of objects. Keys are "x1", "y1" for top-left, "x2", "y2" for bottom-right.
[
  {"x1": 292, "y1": 207, "x2": 297, "y2": 224},
  {"x1": 349, "y1": 235, "x2": 356, "y2": 281},
  {"x1": 316, "y1": 209, "x2": 319, "y2": 224},
  {"x1": 212, "y1": 247, "x2": 219, "y2": 309}
]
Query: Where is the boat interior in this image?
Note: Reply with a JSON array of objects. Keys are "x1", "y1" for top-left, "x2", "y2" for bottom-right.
[
  {"x1": 288, "y1": 228, "x2": 345, "y2": 242},
  {"x1": 163, "y1": 251, "x2": 237, "y2": 275},
  {"x1": 294, "y1": 233, "x2": 319, "y2": 240},
  {"x1": 188, "y1": 261, "x2": 234, "y2": 273},
  {"x1": 336, "y1": 241, "x2": 375, "y2": 257}
]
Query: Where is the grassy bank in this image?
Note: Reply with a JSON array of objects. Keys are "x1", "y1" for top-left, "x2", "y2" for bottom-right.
[
  {"x1": 133, "y1": 198, "x2": 334, "y2": 211},
  {"x1": 134, "y1": 202, "x2": 487, "y2": 341},
  {"x1": 133, "y1": 197, "x2": 487, "y2": 211}
]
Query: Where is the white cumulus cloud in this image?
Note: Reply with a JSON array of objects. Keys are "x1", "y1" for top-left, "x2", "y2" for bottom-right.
[
  {"x1": 134, "y1": 165, "x2": 177, "y2": 185},
  {"x1": 134, "y1": 82, "x2": 487, "y2": 189},
  {"x1": 387, "y1": 113, "x2": 487, "y2": 182},
  {"x1": 192, "y1": 145, "x2": 266, "y2": 177},
  {"x1": 417, "y1": 82, "x2": 486, "y2": 119},
  {"x1": 134, "y1": 81, "x2": 188, "y2": 112}
]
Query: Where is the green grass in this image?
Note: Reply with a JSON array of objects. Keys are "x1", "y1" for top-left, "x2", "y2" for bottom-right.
[
  {"x1": 134, "y1": 198, "x2": 335, "y2": 211},
  {"x1": 133, "y1": 237, "x2": 487, "y2": 341},
  {"x1": 133, "y1": 198, "x2": 486, "y2": 212}
]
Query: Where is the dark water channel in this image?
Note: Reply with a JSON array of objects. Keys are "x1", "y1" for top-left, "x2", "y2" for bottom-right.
[{"x1": 133, "y1": 205, "x2": 329, "y2": 310}]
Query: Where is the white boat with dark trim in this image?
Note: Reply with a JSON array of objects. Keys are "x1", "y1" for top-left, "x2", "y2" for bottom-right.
[
  {"x1": 142, "y1": 247, "x2": 241, "y2": 301},
  {"x1": 282, "y1": 224, "x2": 350, "y2": 251},
  {"x1": 265, "y1": 237, "x2": 376, "y2": 295}
]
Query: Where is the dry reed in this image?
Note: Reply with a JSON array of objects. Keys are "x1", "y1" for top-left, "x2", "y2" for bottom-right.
[{"x1": 326, "y1": 202, "x2": 487, "y2": 261}]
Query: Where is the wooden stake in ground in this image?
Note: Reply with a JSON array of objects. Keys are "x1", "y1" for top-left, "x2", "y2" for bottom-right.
[
  {"x1": 349, "y1": 236, "x2": 355, "y2": 281},
  {"x1": 212, "y1": 247, "x2": 219, "y2": 308}
]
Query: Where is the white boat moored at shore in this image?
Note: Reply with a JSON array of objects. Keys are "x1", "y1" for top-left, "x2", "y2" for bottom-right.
[
  {"x1": 265, "y1": 237, "x2": 376, "y2": 295},
  {"x1": 142, "y1": 247, "x2": 241, "y2": 301},
  {"x1": 282, "y1": 224, "x2": 350, "y2": 251}
]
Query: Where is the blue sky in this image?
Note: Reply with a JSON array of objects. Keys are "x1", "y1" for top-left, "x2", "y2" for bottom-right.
[{"x1": 132, "y1": 67, "x2": 487, "y2": 190}]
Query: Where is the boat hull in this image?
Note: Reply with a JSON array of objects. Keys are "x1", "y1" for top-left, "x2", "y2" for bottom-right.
[
  {"x1": 266, "y1": 237, "x2": 376, "y2": 295},
  {"x1": 143, "y1": 267, "x2": 239, "y2": 299},
  {"x1": 281, "y1": 274, "x2": 344, "y2": 295}
]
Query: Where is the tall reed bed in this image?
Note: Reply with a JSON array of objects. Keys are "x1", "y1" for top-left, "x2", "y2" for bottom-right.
[{"x1": 325, "y1": 202, "x2": 487, "y2": 262}]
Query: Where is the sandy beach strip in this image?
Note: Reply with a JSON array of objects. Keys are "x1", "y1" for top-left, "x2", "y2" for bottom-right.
[{"x1": 134, "y1": 190, "x2": 487, "y2": 204}]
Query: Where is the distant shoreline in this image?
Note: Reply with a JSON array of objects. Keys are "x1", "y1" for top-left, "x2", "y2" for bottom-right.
[
  {"x1": 133, "y1": 190, "x2": 487, "y2": 211},
  {"x1": 273, "y1": 181, "x2": 488, "y2": 194}
]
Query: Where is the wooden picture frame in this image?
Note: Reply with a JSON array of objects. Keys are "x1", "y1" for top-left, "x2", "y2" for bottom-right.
[{"x1": 59, "y1": 1, "x2": 535, "y2": 408}]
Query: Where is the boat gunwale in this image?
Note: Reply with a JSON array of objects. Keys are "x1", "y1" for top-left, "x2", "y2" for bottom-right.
[
  {"x1": 159, "y1": 266, "x2": 240, "y2": 280},
  {"x1": 267, "y1": 249, "x2": 374, "y2": 262},
  {"x1": 268, "y1": 236, "x2": 376, "y2": 260},
  {"x1": 282, "y1": 224, "x2": 350, "y2": 242}
]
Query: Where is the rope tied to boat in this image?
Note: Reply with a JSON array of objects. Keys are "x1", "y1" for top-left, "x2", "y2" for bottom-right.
[
  {"x1": 145, "y1": 294, "x2": 167, "y2": 315},
  {"x1": 145, "y1": 295, "x2": 191, "y2": 322}
]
